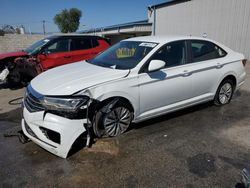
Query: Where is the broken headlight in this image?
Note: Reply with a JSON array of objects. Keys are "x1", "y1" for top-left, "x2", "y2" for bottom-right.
[{"x1": 42, "y1": 96, "x2": 89, "y2": 112}]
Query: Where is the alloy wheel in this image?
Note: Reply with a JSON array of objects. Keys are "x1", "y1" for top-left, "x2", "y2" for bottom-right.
[
  {"x1": 219, "y1": 82, "x2": 233, "y2": 104},
  {"x1": 103, "y1": 107, "x2": 132, "y2": 137}
]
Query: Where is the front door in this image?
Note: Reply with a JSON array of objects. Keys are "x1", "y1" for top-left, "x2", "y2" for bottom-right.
[
  {"x1": 40, "y1": 38, "x2": 72, "y2": 70},
  {"x1": 138, "y1": 40, "x2": 193, "y2": 119}
]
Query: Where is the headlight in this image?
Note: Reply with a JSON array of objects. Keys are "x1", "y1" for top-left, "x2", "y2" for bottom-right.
[{"x1": 41, "y1": 96, "x2": 89, "y2": 112}]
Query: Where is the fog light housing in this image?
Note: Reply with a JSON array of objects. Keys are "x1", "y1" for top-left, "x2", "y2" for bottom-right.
[{"x1": 40, "y1": 127, "x2": 61, "y2": 144}]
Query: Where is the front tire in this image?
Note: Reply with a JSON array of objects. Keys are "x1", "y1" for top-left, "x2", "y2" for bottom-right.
[
  {"x1": 214, "y1": 79, "x2": 234, "y2": 106},
  {"x1": 93, "y1": 100, "x2": 133, "y2": 137}
]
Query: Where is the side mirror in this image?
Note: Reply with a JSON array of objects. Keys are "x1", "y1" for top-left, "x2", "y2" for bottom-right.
[
  {"x1": 40, "y1": 48, "x2": 48, "y2": 56},
  {"x1": 148, "y1": 60, "x2": 166, "y2": 72}
]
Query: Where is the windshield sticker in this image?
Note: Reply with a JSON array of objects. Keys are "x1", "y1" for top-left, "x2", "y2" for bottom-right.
[
  {"x1": 139, "y1": 42, "x2": 157, "y2": 48},
  {"x1": 116, "y1": 48, "x2": 136, "y2": 58},
  {"x1": 43, "y1": 39, "x2": 50, "y2": 43}
]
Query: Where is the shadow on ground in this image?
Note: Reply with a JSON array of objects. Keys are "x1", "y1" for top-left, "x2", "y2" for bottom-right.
[{"x1": 0, "y1": 82, "x2": 24, "y2": 90}]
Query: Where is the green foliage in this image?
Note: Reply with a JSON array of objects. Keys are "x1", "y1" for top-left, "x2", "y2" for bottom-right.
[{"x1": 54, "y1": 8, "x2": 82, "y2": 33}]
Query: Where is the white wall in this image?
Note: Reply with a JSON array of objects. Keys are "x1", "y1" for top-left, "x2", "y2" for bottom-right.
[
  {"x1": 152, "y1": 0, "x2": 250, "y2": 59},
  {"x1": 0, "y1": 34, "x2": 46, "y2": 53}
]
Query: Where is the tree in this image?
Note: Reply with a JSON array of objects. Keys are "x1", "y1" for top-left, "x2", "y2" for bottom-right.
[{"x1": 54, "y1": 8, "x2": 82, "y2": 33}]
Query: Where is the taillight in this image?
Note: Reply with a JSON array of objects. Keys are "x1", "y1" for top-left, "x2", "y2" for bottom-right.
[{"x1": 242, "y1": 59, "x2": 247, "y2": 67}]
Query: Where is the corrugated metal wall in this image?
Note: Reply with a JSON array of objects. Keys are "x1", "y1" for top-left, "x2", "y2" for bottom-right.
[{"x1": 154, "y1": 0, "x2": 250, "y2": 59}]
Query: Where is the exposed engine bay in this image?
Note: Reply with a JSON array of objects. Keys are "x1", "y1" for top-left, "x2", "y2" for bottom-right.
[{"x1": 0, "y1": 56, "x2": 42, "y2": 85}]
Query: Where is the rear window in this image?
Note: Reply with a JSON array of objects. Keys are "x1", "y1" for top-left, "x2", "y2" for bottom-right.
[
  {"x1": 71, "y1": 38, "x2": 92, "y2": 51},
  {"x1": 191, "y1": 40, "x2": 227, "y2": 62}
]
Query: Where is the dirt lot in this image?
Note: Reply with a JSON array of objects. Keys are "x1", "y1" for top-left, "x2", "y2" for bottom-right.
[{"x1": 0, "y1": 65, "x2": 250, "y2": 188}]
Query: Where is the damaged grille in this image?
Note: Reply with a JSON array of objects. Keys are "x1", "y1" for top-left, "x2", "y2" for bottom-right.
[{"x1": 24, "y1": 85, "x2": 45, "y2": 112}]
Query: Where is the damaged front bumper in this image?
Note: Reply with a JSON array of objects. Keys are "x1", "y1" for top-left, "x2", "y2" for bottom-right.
[{"x1": 22, "y1": 107, "x2": 87, "y2": 158}]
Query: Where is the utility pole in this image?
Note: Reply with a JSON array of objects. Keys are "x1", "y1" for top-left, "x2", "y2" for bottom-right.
[
  {"x1": 42, "y1": 20, "x2": 45, "y2": 35},
  {"x1": 153, "y1": 6, "x2": 156, "y2": 36}
]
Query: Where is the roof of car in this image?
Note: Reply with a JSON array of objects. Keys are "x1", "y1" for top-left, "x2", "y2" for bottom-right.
[
  {"x1": 47, "y1": 34, "x2": 106, "y2": 39},
  {"x1": 124, "y1": 35, "x2": 233, "y2": 53},
  {"x1": 124, "y1": 35, "x2": 213, "y2": 44},
  {"x1": 44, "y1": 34, "x2": 110, "y2": 44}
]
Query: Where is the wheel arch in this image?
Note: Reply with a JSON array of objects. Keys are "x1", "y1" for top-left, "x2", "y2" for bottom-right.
[
  {"x1": 99, "y1": 96, "x2": 134, "y2": 112},
  {"x1": 220, "y1": 73, "x2": 237, "y2": 89},
  {"x1": 95, "y1": 91, "x2": 137, "y2": 113},
  {"x1": 214, "y1": 73, "x2": 236, "y2": 106},
  {"x1": 88, "y1": 93, "x2": 136, "y2": 138}
]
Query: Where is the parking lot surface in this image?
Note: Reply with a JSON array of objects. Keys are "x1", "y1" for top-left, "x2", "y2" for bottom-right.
[{"x1": 0, "y1": 64, "x2": 250, "y2": 188}]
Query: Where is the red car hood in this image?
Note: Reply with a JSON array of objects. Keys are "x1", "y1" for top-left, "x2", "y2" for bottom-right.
[{"x1": 0, "y1": 51, "x2": 28, "y2": 60}]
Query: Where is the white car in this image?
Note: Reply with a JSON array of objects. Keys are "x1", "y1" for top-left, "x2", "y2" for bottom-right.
[{"x1": 22, "y1": 36, "x2": 246, "y2": 158}]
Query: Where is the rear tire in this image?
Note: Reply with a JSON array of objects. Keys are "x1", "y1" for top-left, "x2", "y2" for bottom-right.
[{"x1": 214, "y1": 79, "x2": 234, "y2": 106}]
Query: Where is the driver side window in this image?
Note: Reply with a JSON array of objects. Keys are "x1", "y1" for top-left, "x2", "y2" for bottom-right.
[
  {"x1": 45, "y1": 39, "x2": 70, "y2": 54},
  {"x1": 151, "y1": 40, "x2": 186, "y2": 68}
]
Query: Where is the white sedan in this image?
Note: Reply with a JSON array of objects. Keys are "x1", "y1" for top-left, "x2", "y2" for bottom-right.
[{"x1": 22, "y1": 36, "x2": 246, "y2": 158}]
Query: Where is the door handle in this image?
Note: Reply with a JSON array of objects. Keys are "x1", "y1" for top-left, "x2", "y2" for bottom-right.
[
  {"x1": 64, "y1": 56, "x2": 71, "y2": 58},
  {"x1": 216, "y1": 63, "x2": 223, "y2": 69},
  {"x1": 182, "y1": 70, "x2": 192, "y2": 77}
]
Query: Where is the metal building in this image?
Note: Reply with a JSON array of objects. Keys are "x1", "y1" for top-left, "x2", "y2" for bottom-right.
[
  {"x1": 81, "y1": 20, "x2": 152, "y2": 44},
  {"x1": 148, "y1": 0, "x2": 250, "y2": 59}
]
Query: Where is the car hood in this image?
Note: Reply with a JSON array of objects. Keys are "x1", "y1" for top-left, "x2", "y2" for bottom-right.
[
  {"x1": 0, "y1": 51, "x2": 28, "y2": 60},
  {"x1": 31, "y1": 61, "x2": 129, "y2": 96}
]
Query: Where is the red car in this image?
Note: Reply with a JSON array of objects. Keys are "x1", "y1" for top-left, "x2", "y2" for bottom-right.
[{"x1": 0, "y1": 35, "x2": 110, "y2": 85}]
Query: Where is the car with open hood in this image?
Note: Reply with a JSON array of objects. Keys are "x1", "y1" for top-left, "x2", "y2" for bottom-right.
[{"x1": 21, "y1": 35, "x2": 246, "y2": 158}]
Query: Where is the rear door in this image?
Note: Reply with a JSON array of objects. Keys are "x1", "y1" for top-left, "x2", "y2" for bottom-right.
[
  {"x1": 69, "y1": 37, "x2": 96, "y2": 62},
  {"x1": 90, "y1": 38, "x2": 110, "y2": 56},
  {"x1": 186, "y1": 40, "x2": 228, "y2": 98}
]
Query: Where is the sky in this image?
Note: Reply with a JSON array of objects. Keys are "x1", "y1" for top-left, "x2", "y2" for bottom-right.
[{"x1": 0, "y1": 0, "x2": 167, "y2": 33}]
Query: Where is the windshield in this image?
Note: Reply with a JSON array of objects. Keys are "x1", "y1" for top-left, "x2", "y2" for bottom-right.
[
  {"x1": 25, "y1": 38, "x2": 51, "y2": 55},
  {"x1": 88, "y1": 41, "x2": 158, "y2": 70}
]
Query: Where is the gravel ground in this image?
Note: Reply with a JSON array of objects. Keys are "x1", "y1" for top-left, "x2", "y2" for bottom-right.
[{"x1": 0, "y1": 64, "x2": 250, "y2": 188}]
